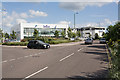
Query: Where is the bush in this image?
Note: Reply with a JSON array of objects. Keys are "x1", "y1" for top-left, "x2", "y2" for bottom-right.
[{"x1": 2, "y1": 42, "x2": 28, "y2": 46}]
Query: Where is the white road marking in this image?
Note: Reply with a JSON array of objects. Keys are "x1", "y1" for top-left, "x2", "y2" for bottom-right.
[
  {"x1": 2, "y1": 52, "x2": 45, "y2": 63},
  {"x1": 17, "y1": 57, "x2": 23, "y2": 59},
  {"x1": 2, "y1": 60, "x2": 8, "y2": 63},
  {"x1": 29, "y1": 55, "x2": 33, "y2": 57},
  {"x1": 23, "y1": 67, "x2": 48, "y2": 80},
  {"x1": 24, "y1": 56, "x2": 28, "y2": 58},
  {"x1": 78, "y1": 48, "x2": 83, "y2": 52},
  {"x1": 60, "y1": 53, "x2": 74, "y2": 62},
  {"x1": 9, "y1": 59, "x2": 15, "y2": 61},
  {"x1": 34, "y1": 54, "x2": 38, "y2": 56}
]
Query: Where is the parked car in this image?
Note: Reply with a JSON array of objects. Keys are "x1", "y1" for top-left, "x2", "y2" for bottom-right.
[
  {"x1": 85, "y1": 38, "x2": 93, "y2": 44},
  {"x1": 27, "y1": 40, "x2": 50, "y2": 49},
  {"x1": 99, "y1": 38, "x2": 106, "y2": 44},
  {"x1": 8, "y1": 39, "x2": 20, "y2": 42}
]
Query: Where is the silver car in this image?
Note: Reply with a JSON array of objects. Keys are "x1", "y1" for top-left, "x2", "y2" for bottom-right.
[
  {"x1": 85, "y1": 38, "x2": 93, "y2": 44},
  {"x1": 99, "y1": 38, "x2": 106, "y2": 44}
]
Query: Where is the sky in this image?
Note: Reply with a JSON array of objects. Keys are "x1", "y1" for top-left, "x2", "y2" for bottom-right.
[{"x1": 1, "y1": 1, "x2": 119, "y2": 33}]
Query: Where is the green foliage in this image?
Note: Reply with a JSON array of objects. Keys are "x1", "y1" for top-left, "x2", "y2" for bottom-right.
[
  {"x1": 10, "y1": 30, "x2": 17, "y2": 39},
  {"x1": 54, "y1": 30, "x2": 59, "y2": 38},
  {"x1": 61, "y1": 29, "x2": 66, "y2": 38},
  {"x1": 95, "y1": 33, "x2": 99, "y2": 39},
  {"x1": 106, "y1": 22, "x2": 120, "y2": 79},
  {"x1": 77, "y1": 31, "x2": 81, "y2": 37},
  {"x1": 0, "y1": 28, "x2": 3, "y2": 38},
  {"x1": 72, "y1": 32, "x2": 76, "y2": 38},
  {"x1": 2, "y1": 42, "x2": 28, "y2": 46},
  {"x1": 89, "y1": 34, "x2": 91, "y2": 38},
  {"x1": 5, "y1": 33, "x2": 10, "y2": 39},
  {"x1": 33, "y1": 29, "x2": 39, "y2": 38},
  {"x1": 67, "y1": 27, "x2": 72, "y2": 38}
]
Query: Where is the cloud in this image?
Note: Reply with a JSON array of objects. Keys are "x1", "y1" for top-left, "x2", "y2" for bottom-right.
[
  {"x1": 16, "y1": 19, "x2": 27, "y2": 24},
  {"x1": 59, "y1": 2, "x2": 109, "y2": 12},
  {"x1": 20, "y1": 13, "x2": 29, "y2": 18},
  {"x1": 29, "y1": 10, "x2": 48, "y2": 17},
  {"x1": 58, "y1": 21, "x2": 71, "y2": 24},
  {"x1": 2, "y1": 0, "x2": 119, "y2": 2},
  {"x1": 75, "y1": 19, "x2": 117, "y2": 28}
]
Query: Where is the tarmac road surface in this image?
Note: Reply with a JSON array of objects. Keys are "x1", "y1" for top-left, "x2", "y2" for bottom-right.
[{"x1": 2, "y1": 40, "x2": 108, "y2": 79}]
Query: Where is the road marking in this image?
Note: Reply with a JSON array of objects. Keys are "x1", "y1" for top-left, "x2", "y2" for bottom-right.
[
  {"x1": 2, "y1": 52, "x2": 44, "y2": 63},
  {"x1": 29, "y1": 55, "x2": 33, "y2": 57},
  {"x1": 23, "y1": 67, "x2": 48, "y2": 80},
  {"x1": 60, "y1": 53, "x2": 74, "y2": 62},
  {"x1": 9, "y1": 59, "x2": 15, "y2": 61},
  {"x1": 34, "y1": 54, "x2": 38, "y2": 56},
  {"x1": 24, "y1": 56, "x2": 28, "y2": 58},
  {"x1": 78, "y1": 48, "x2": 83, "y2": 52},
  {"x1": 17, "y1": 57, "x2": 23, "y2": 59},
  {"x1": 2, "y1": 60, "x2": 8, "y2": 63}
]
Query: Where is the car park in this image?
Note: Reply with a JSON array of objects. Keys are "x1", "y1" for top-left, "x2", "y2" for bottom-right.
[
  {"x1": 85, "y1": 38, "x2": 93, "y2": 44},
  {"x1": 27, "y1": 40, "x2": 50, "y2": 49},
  {"x1": 99, "y1": 38, "x2": 106, "y2": 44}
]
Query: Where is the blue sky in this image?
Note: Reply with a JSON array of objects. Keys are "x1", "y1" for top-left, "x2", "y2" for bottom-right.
[{"x1": 2, "y1": 2, "x2": 118, "y2": 33}]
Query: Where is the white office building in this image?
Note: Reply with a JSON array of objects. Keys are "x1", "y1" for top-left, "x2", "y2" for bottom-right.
[
  {"x1": 12, "y1": 23, "x2": 69, "y2": 40},
  {"x1": 76, "y1": 27, "x2": 106, "y2": 38},
  {"x1": 11, "y1": 22, "x2": 106, "y2": 40}
]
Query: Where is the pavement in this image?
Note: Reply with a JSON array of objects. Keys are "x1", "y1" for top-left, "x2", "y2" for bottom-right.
[{"x1": 2, "y1": 40, "x2": 108, "y2": 79}]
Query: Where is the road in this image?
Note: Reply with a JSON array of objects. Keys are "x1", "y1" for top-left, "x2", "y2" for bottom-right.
[{"x1": 2, "y1": 40, "x2": 108, "y2": 79}]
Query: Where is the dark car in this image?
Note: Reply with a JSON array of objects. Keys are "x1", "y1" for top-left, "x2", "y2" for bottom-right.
[{"x1": 27, "y1": 40, "x2": 50, "y2": 49}]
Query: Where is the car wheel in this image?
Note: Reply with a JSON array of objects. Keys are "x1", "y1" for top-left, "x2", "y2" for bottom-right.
[{"x1": 46, "y1": 45, "x2": 50, "y2": 49}]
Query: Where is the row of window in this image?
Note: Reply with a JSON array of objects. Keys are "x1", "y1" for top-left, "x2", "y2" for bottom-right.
[{"x1": 23, "y1": 28, "x2": 66, "y2": 35}]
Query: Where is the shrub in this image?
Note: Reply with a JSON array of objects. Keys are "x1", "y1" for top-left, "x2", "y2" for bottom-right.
[{"x1": 2, "y1": 42, "x2": 28, "y2": 46}]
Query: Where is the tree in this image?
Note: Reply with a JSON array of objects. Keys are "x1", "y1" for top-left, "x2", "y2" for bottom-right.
[
  {"x1": 54, "y1": 30, "x2": 59, "y2": 38},
  {"x1": 95, "y1": 33, "x2": 99, "y2": 39},
  {"x1": 5, "y1": 33, "x2": 9, "y2": 39},
  {"x1": 61, "y1": 29, "x2": 66, "y2": 38},
  {"x1": 10, "y1": 30, "x2": 16, "y2": 39},
  {"x1": 72, "y1": 32, "x2": 76, "y2": 38},
  {"x1": 89, "y1": 34, "x2": 91, "y2": 38},
  {"x1": 0, "y1": 28, "x2": 3, "y2": 39},
  {"x1": 33, "y1": 29, "x2": 39, "y2": 38},
  {"x1": 67, "y1": 27, "x2": 72, "y2": 38},
  {"x1": 102, "y1": 32, "x2": 105, "y2": 36},
  {"x1": 77, "y1": 31, "x2": 81, "y2": 37}
]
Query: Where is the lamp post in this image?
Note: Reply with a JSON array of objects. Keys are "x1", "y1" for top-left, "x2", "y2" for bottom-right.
[{"x1": 74, "y1": 12, "x2": 78, "y2": 33}]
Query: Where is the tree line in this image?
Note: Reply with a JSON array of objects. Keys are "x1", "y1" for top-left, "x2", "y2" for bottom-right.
[
  {"x1": 0, "y1": 29, "x2": 17, "y2": 40},
  {"x1": 105, "y1": 22, "x2": 120, "y2": 79}
]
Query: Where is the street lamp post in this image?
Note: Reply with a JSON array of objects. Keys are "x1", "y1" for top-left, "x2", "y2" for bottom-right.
[{"x1": 74, "y1": 12, "x2": 78, "y2": 33}]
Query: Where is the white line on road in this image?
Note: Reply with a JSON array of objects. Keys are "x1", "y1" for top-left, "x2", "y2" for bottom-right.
[
  {"x1": 2, "y1": 60, "x2": 8, "y2": 63},
  {"x1": 34, "y1": 54, "x2": 38, "y2": 56},
  {"x1": 29, "y1": 55, "x2": 33, "y2": 57},
  {"x1": 9, "y1": 59, "x2": 15, "y2": 61},
  {"x1": 78, "y1": 48, "x2": 83, "y2": 52},
  {"x1": 24, "y1": 56, "x2": 29, "y2": 58},
  {"x1": 60, "y1": 53, "x2": 74, "y2": 62},
  {"x1": 23, "y1": 67, "x2": 48, "y2": 80},
  {"x1": 17, "y1": 57, "x2": 23, "y2": 60}
]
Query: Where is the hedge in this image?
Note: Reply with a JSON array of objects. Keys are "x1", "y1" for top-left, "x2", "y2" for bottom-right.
[
  {"x1": 2, "y1": 42, "x2": 28, "y2": 46},
  {"x1": 2, "y1": 39, "x2": 81, "y2": 46}
]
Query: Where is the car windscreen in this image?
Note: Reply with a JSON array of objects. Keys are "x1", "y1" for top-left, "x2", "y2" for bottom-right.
[
  {"x1": 101, "y1": 38, "x2": 105, "y2": 40},
  {"x1": 38, "y1": 41, "x2": 45, "y2": 44},
  {"x1": 86, "y1": 39, "x2": 92, "y2": 40}
]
